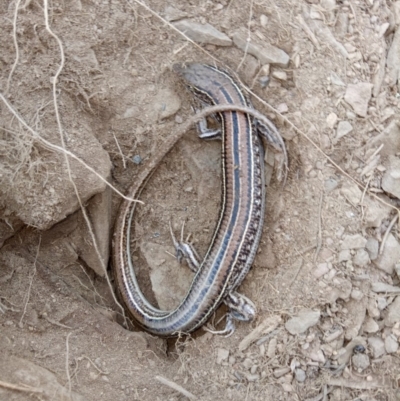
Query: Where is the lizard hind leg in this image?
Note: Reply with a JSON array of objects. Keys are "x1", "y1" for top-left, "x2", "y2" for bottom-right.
[
  {"x1": 204, "y1": 291, "x2": 257, "y2": 337},
  {"x1": 169, "y1": 220, "x2": 201, "y2": 273},
  {"x1": 224, "y1": 291, "x2": 257, "y2": 322}
]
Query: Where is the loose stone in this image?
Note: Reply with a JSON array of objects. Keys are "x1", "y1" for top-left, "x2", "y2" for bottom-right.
[{"x1": 285, "y1": 310, "x2": 321, "y2": 335}]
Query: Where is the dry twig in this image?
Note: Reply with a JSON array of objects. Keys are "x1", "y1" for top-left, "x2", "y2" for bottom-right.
[
  {"x1": 65, "y1": 332, "x2": 72, "y2": 395},
  {"x1": 19, "y1": 236, "x2": 40, "y2": 327},
  {"x1": 6, "y1": 0, "x2": 22, "y2": 94}
]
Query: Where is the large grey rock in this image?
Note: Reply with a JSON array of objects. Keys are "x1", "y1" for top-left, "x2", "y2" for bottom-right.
[
  {"x1": 368, "y1": 337, "x2": 385, "y2": 358},
  {"x1": 385, "y1": 334, "x2": 399, "y2": 353},
  {"x1": 343, "y1": 296, "x2": 367, "y2": 340},
  {"x1": 367, "y1": 120, "x2": 400, "y2": 157},
  {"x1": 352, "y1": 353, "x2": 370, "y2": 371},
  {"x1": 340, "y1": 234, "x2": 367, "y2": 250},
  {"x1": 353, "y1": 249, "x2": 370, "y2": 267},
  {"x1": 340, "y1": 183, "x2": 362, "y2": 205},
  {"x1": 382, "y1": 155, "x2": 400, "y2": 199},
  {"x1": 285, "y1": 310, "x2": 320, "y2": 335},
  {"x1": 0, "y1": 125, "x2": 111, "y2": 231},
  {"x1": 363, "y1": 199, "x2": 391, "y2": 228},
  {"x1": 325, "y1": 277, "x2": 352, "y2": 303},
  {"x1": 77, "y1": 186, "x2": 112, "y2": 277},
  {"x1": 141, "y1": 241, "x2": 193, "y2": 310},
  {"x1": 344, "y1": 83, "x2": 373, "y2": 117},
  {"x1": 385, "y1": 296, "x2": 400, "y2": 326},
  {"x1": 365, "y1": 238, "x2": 379, "y2": 260},
  {"x1": 374, "y1": 233, "x2": 400, "y2": 275},
  {"x1": 386, "y1": 28, "x2": 400, "y2": 86},
  {"x1": 173, "y1": 19, "x2": 232, "y2": 46},
  {"x1": 1, "y1": 355, "x2": 84, "y2": 401},
  {"x1": 232, "y1": 31, "x2": 290, "y2": 67},
  {"x1": 336, "y1": 121, "x2": 353, "y2": 139},
  {"x1": 371, "y1": 282, "x2": 400, "y2": 294}
]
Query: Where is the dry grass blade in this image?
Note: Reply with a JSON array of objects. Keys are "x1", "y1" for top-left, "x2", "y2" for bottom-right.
[
  {"x1": 41, "y1": 0, "x2": 128, "y2": 325},
  {"x1": 0, "y1": 380, "x2": 43, "y2": 394},
  {"x1": 155, "y1": 376, "x2": 197, "y2": 400}
]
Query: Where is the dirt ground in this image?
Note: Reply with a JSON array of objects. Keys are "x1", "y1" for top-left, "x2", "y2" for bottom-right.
[{"x1": 1, "y1": 0, "x2": 400, "y2": 400}]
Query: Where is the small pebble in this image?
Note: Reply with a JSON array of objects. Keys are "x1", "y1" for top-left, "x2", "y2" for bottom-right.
[
  {"x1": 216, "y1": 348, "x2": 229, "y2": 364},
  {"x1": 374, "y1": 233, "x2": 400, "y2": 275},
  {"x1": 260, "y1": 14, "x2": 269, "y2": 27},
  {"x1": 260, "y1": 64, "x2": 270, "y2": 75},
  {"x1": 324, "y1": 178, "x2": 338, "y2": 192},
  {"x1": 384, "y1": 335, "x2": 399, "y2": 354},
  {"x1": 294, "y1": 368, "x2": 306, "y2": 382},
  {"x1": 325, "y1": 329, "x2": 343, "y2": 343},
  {"x1": 382, "y1": 156, "x2": 400, "y2": 199},
  {"x1": 320, "y1": 134, "x2": 331, "y2": 149},
  {"x1": 363, "y1": 316, "x2": 379, "y2": 333},
  {"x1": 293, "y1": 53, "x2": 300, "y2": 68},
  {"x1": 259, "y1": 76, "x2": 270, "y2": 88},
  {"x1": 393, "y1": 323, "x2": 400, "y2": 337},
  {"x1": 344, "y1": 82, "x2": 373, "y2": 117},
  {"x1": 365, "y1": 238, "x2": 379, "y2": 261},
  {"x1": 319, "y1": 248, "x2": 333, "y2": 261},
  {"x1": 324, "y1": 268, "x2": 337, "y2": 281},
  {"x1": 379, "y1": 22, "x2": 390, "y2": 37},
  {"x1": 132, "y1": 155, "x2": 142, "y2": 164},
  {"x1": 272, "y1": 70, "x2": 287, "y2": 81},
  {"x1": 330, "y1": 72, "x2": 345, "y2": 86},
  {"x1": 368, "y1": 337, "x2": 385, "y2": 358},
  {"x1": 367, "y1": 298, "x2": 380, "y2": 318},
  {"x1": 273, "y1": 367, "x2": 291, "y2": 378},
  {"x1": 314, "y1": 262, "x2": 331, "y2": 278},
  {"x1": 376, "y1": 297, "x2": 387, "y2": 310},
  {"x1": 285, "y1": 310, "x2": 321, "y2": 335},
  {"x1": 340, "y1": 234, "x2": 367, "y2": 250},
  {"x1": 344, "y1": 42, "x2": 356, "y2": 52},
  {"x1": 267, "y1": 338, "x2": 277, "y2": 358},
  {"x1": 352, "y1": 353, "x2": 370, "y2": 371},
  {"x1": 250, "y1": 365, "x2": 258, "y2": 374},
  {"x1": 309, "y1": 349, "x2": 326, "y2": 364},
  {"x1": 276, "y1": 103, "x2": 289, "y2": 113},
  {"x1": 336, "y1": 121, "x2": 353, "y2": 139},
  {"x1": 338, "y1": 249, "x2": 351, "y2": 262},
  {"x1": 242, "y1": 372, "x2": 260, "y2": 382},
  {"x1": 350, "y1": 289, "x2": 363, "y2": 301},
  {"x1": 353, "y1": 249, "x2": 370, "y2": 267},
  {"x1": 242, "y1": 358, "x2": 253, "y2": 370},
  {"x1": 326, "y1": 112, "x2": 338, "y2": 128}
]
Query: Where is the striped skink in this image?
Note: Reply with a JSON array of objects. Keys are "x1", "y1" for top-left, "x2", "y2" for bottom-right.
[{"x1": 112, "y1": 63, "x2": 287, "y2": 337}]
